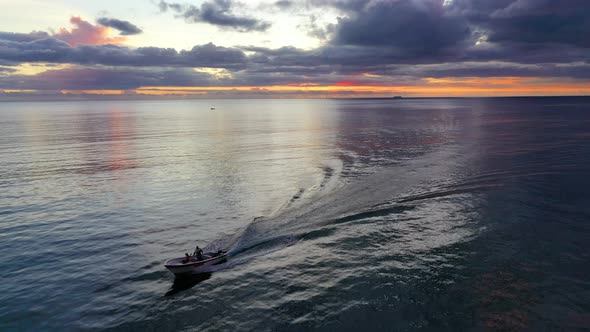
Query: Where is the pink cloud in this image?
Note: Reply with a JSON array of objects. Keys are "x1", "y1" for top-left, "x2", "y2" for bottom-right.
[{"x1": 53, "y1": 16, "x2": 126, "y2": 46}]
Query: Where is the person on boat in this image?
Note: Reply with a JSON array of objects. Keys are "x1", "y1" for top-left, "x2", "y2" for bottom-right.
[
  {"x1": 193, "y1": 246, "x2": 204, "y2": 261},
  {"x1": 183, "y1": 253, "x2": 191, "y2": 264}
]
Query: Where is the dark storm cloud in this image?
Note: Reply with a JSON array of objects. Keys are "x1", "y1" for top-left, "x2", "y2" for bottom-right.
[
  {"x1": 0, "y1": 31, "x2": 51, "y2": 42},
  {"x1": 489, "y1": 5, "x2": 590, "y2": 48},
  {"x1": 450, "y1": 64, "x2": 588, "y2": 80},
  {"x1": 244, "y1": 44, "x2": 444, "y2": 73},
  {"x1": 158, "y1": 0, "x2": 271, "y2": 32},
  {"x1": 243, "y1": 43, "x2": 590, "y2": 79},
  {"x1": 97, "y1": 18, "x2": 143, "y2": 35},
  {"x1": 0, "y1": 37, "x2": 72, "y2": 63},
  {"x1": 449, "y1": 0, "x2": 590, "y2": 47},
  {"x1": 4, "y1": 0, "x2": 589, "y2": 71},
  {"x1": 0, "y1": 67, "x2": 215, "y2": 90},
  {"x1": 330, "y1": 0, "x2": 472, "y2": 60},
  {"x1": 294, "y1": 0, "x2": 590, "y2": 65},
  {"x1": 382, "y1": 62, "x2": 590, "y2": 80},
  {"x1": 0, "y1": 34, "x2": 247, "y2": 68},
  {"x1": 0, "y1": 64, "x2": 345, "y2": 90},
  {"x1": 463, "y1": 42, "x2": 590, "y2": 64}
]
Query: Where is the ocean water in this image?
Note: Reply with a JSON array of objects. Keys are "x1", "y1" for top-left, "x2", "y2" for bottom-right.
[{"x1": 1, "y1": 97, "x2": 589, "y2": 331}]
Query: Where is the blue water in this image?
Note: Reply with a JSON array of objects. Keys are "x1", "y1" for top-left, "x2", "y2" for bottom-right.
[{"x1": 1, "y1": 98, "x2": 589, "y2": 331}]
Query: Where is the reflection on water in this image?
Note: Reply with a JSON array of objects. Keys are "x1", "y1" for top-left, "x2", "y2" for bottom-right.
[
  {"x1": 166, "y1": 273, "x2": 213, "y2": 296},
  {"x1": 1, "y1": 98, "x2": 589, "y2": 331},
  {"x1": 474, "y1": 268, "x2": 537, "y2": 330}
]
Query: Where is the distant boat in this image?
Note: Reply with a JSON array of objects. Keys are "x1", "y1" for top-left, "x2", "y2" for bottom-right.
[
  {"x1": 392, "y1": 96, "x2": 403, "y2": 99},
  {"x1": 210, "y1": 107, "x2": 215, "y2": 110}
]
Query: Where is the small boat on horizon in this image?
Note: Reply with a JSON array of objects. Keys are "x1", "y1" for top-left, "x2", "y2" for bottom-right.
[
  {"x1": 164, "y1": 250, "x2": 228, "y2": 276},
  {"x1": 392, "y1": 96, "x2": 403, "y2": 99}
]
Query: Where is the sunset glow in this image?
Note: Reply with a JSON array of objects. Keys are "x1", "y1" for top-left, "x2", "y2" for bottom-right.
[
  {"x1": 0, "y1": 1, "x2": 588, "y2": 99},
  {"x1": 61, "y1": 77, "x2": 590, "y2": 98},
  {"x1": 54, "y1": 16, "x2": 126, "y2": 46}
]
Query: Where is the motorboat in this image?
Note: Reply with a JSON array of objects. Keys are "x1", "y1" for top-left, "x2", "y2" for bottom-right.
[{"x1": 164, "y1": 250, "x2": 228, "y2": 276}]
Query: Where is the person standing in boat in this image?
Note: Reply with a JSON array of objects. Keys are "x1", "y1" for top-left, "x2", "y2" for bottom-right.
[{"x1": 193, "y1": 246, "x2": 204, "y2": 260}]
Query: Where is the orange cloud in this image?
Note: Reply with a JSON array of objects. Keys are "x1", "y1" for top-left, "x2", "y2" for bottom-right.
[
  {"x1": 60, "y1": 89, "x2": 125, "y2": 95},
  {"x1": 48, "y1": 76, "x2": 590, "y2": 99},
  {"x1": 334, "y1": 80, "x2": 359, "y2": 86},
  {"x1": 132, "y1": 77, "x2": 590, "y2": 97},
  {"x1": 53, "y1": 16, "x2": 126, "y2": 46},
  {"x1": 1, "y1": 89, "x2": 37, "y2": 93}
]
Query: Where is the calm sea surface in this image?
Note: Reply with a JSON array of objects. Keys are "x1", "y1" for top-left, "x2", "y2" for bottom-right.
[{"x1": 1, "y1": 98, "x2": 589, "y2": 331}]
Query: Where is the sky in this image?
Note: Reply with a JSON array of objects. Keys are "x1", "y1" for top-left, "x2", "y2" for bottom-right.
[{"x1": 0, "y1": 0, "x2": 589, "y2": 99}]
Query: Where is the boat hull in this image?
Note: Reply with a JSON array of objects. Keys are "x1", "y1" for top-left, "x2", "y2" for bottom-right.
[{"x1": 164, "y1": 253, "x2": 228, "y2": 275}]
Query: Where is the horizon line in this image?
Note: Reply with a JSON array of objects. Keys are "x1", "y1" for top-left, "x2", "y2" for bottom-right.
[{"x1": 1, "y1": 95, "x2": 590, "y2": 103}]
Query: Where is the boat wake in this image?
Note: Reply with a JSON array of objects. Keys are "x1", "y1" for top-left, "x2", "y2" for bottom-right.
[
  {"x1": 199, "y1": 149, "x2": 465, "y2": 270},
  {"x1": 197, "y1": 145, "x2": 563, "y2": 281}
]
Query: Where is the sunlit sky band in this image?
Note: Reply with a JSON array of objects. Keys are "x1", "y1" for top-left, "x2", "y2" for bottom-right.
[{"x1": 1, "y1": 0, "x2": 589, "y2": 99}]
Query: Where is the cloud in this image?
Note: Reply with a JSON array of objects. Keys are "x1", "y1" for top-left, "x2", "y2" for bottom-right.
[
  {"x1": 0, "y1": 66, "x2": 16, "y2": 74},
  {"x1": 385, "y1": 62, "x2": 590, "y2": 80},
  {"x1": 308, "y1": 0, "x2": 370, "y2": 12},
  {"x1": 275, "y1": 0, "x2": 295, "y2": 9},
  {"x1": 0, "y1": 31, "x2": 50, "y2": 42},
  {"x1": 0, "y1": 37, "x2": 72, "y2": 64},
  {"x1": 449, "y1": 0, "x2": 590, "y2": 48},
  {"x1": 97, "y1": 18, "x2": 143, "y2": 35},
  {"x1": 53, "y1": 16, "x2": 126, "y2": 46},
  {"x1": 0, "y1": 66, "x2": 215, "y2": 90},
  {"x1": 1, "y1": 61, "x2": 589, "y2": 99},
  {"x1": 2, "y1": 0, "x2": 590, "y2": 97},
  {"x1": 488, "y1": 2, "x2": 590, "y2": 48},
  {"x1": 0, "y1": 32, "x2": 247, "y2": 69},
  {"x1": 331, "y1": 0, "x2": 472, "y2": 57},
  {"x1": 158, "y1": 0, "x2": 271, "y2": 32}
]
